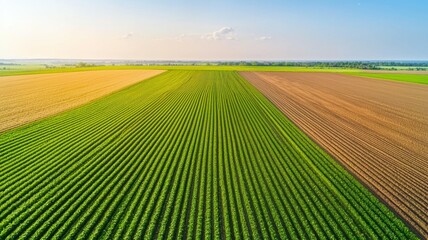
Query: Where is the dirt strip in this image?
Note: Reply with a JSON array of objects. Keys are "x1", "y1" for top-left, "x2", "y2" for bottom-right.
[
  {"x1": 241, "y1": 72, "x2": 428, "y2": 238},
  {"x1": 0, "y1": 70, "x2": 164, "y2": 132}
]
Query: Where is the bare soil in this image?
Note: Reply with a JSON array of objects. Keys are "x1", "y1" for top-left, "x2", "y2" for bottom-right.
[
  {"x1": 241, "y1": 71, "x2": 428, "y2": 238},
  {"x1": 0, "y1": 70, "x2": 164, "y2": 132}
]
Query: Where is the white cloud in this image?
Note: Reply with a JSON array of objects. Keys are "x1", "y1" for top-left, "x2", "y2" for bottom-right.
[
  {"x1": 202, "y1": 27, "x2": 236, "y2": 40},
  {"x1": 122, "y1": 32, "x2": 134, "y2": 39},
  {"x1": 256, "y1": 36, "x2": 272, "y2": 41},
  {"x1": 154, "y1": 27, "x2": 237, "y2": 42}
]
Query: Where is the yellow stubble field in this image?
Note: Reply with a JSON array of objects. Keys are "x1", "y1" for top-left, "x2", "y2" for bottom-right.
[{"x1": 0, "y1": 70, "x2": 164, "y2": 132}]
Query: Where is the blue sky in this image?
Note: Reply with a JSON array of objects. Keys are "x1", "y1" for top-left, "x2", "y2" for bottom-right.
[{"x1": 1, "y1": 0, "x2": 427, "y2": 60}]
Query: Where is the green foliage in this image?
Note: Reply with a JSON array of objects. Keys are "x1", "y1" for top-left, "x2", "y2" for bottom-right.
[
  {"x1": 75, "y1": 62, "x2": 95, "y2": 68},
  {"x1": 347, "y1": 72, "x2": 428, "y2": 85},
  {"x1": 220, "y1": 61, "x2": 380, "y2": 69},
  {"x1": 0, "y1": 71, "x2": 417, "y2": 239}
]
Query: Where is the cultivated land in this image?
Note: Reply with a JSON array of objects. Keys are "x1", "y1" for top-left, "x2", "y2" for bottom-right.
[
  {"x1": 0, "y1": 70, "x2": 164, "y2": 132},
  {"x1": 362, "y1": 70, "x2": 428, "y2": 75},
  {"x1": 3, "y1": 65, "x2": 427, "y2": 84},
  {"x1": 349, "y1": 72, "x2": 428, "y2": 85},
  {"x1": 242, "y1": 72, "x2": 428, "y2": 238},
  {"x1": 0, "y1": 71, "x2": 416, "y2": 239},
  {"x1": 0, "y1": 65, "x2": 360, "y2": 77}
]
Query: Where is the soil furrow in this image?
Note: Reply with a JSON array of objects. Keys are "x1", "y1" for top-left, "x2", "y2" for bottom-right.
[{"x1": 241, "y1": 71, "x2": 428, "y2": 238}]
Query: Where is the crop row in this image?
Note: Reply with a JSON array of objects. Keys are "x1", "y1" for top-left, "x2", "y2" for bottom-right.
[{"x1": 0, "y1": 71, "x2": 417, "y2": 239}]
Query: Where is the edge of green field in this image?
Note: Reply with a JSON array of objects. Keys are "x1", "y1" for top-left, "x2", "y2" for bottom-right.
[{"x1": 345, "y1": 72, "x2": 428, "y2": 85}]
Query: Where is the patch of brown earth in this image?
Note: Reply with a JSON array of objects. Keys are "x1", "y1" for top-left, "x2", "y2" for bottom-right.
[{"x1": 241, "y1": 71, "x2": 428, "y2": 238}]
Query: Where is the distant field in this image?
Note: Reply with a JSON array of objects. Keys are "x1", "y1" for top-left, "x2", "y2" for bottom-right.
[
  {"x1": 242, "y1": 71, "x2": 428, "y2": 238},
  {"x1": 377, "y1": 66, "x2": 428, "y2": 70},
  {"x1": 3, "y1": 64, "x2": 428, "y2": 87},
  {"x1": 0, "y1": 64, "x2": 47, "y2": 71},
  {"x1": 0, "y1": 70, "x2": 164, "y2": 132},
  {"x1": 0, "y1": 65, "x2": 361, "y2": 77},
  {"x1": 347, "y1": 72, "x2": 428, "y2": 85},
  {"x1": 0, "y1": 71, "x2": 416, "y2": 239},
  {"x1": 4, "y1": 64, "x2": 428, "y2": 88}
]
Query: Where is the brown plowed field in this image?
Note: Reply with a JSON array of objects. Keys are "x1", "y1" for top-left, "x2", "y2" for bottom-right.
[
  {"x1": 241, "y1": 72, "x2": 428, "y2": 238},
  {"x1": 0, "y1": 70, "x2": 164, "y2": 132}
]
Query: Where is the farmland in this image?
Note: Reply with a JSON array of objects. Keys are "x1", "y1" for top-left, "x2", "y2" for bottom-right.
[
  {"x1": 242, "y1": 71, "x2": 428, "y2": 238},
  {"x1": 0, "y1": 70, "x2": 417, "y2": 239},
  {"x1": 0, "y1": 65, "x2": 361, "y2": 77},
  {"x1": 0, "y1": 70, "x2": 163, "y2": 132},
  {"x1": 348, "y1": 72, "x2": 428, "y2": 85}
]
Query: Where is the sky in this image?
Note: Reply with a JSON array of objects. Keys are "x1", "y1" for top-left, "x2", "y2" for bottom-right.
[{"x1": 1, "y1": 0, "x2": 428, "y2": 60}]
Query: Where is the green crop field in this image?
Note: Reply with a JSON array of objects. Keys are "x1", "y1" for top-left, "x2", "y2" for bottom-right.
[
  {"x1": 347, "y1": 72, "x2": 428, "y2": 85},
  {"x1": 0, "y1": 71, "x2": 416, "y2": 239},
  {"x1": 0, "y1": 65, "x2": 359, "y2": 77},
  {"x1": 377, "y1": 66, "x2": 428, "y2": 70},
  {"x1": 3, "y1": 64, "x2": 426, "y2": 86}
]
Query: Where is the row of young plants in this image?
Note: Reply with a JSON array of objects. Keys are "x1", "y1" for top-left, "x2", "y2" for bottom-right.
[{"x1": 0, "y1": 70, "x2": 417, "y2": 239}]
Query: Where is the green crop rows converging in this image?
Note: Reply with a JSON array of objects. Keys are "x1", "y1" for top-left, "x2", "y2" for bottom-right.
[{"x1": 0, "y1": 71, "x2": 417, "y2": 239}]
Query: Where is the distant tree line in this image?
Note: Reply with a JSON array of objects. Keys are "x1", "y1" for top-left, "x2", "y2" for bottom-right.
[
  {"x1": 219, "y1": 61, "x2": 379, "y2": 69},
  {"x1": 376, "y1": 62, "x2": 428, "y2": 67},
  {"x1": 39, "y1": 60, "x2": 428, "y2": 70},
  {"x1": 0, "y1": 62, "x2": 19, "y2": 65},
  {"x1": 217, "y1": 61, "x2": 428, "y2": 70},
  {"x1": 75, "y1": 62, "x2": 96, "y2": 68},
  {"x1": 124, "y1": 61, "x2": 428, "y2": 70}
]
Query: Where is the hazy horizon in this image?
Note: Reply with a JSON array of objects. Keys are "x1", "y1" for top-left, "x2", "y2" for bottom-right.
[
  {"x1": 2, "y1": 58, "x2": 428, "y2": 63},
  {"x1": 1, "y1": 0, "x2": 428, "y2": 60}
]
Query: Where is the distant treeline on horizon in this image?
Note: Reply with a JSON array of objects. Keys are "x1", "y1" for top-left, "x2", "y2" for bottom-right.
[
  {"x1": 208, "y1": 61, "x2": 428, "y2": 70},
  {"x1": 2, "y1": 60, "x2": 428, "y2": 70},
  {"x1": 123, "y1": 61, "x2": 428, "y2": 70}
]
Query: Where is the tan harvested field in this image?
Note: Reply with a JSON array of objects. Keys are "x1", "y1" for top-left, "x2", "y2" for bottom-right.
[
  {"x1": 242, "y1": 72, "x2": 428, "y2": 237},
  {"x1": 0, "y1": 70, "x2": 164, "y2": 132}
]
